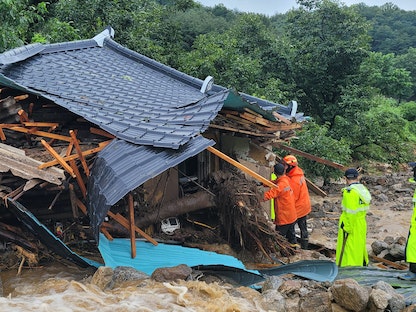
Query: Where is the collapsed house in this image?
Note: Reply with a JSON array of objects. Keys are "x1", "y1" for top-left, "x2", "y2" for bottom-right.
[{"x1": 0, "y1": 27, "x2": 310, "y2": 273}]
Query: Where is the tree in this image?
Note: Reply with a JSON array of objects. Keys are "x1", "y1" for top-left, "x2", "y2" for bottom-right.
[
  {"x1": 0, "y1": 0, "x2": 48, "y2": 52},
  {"x1": 284, "y1": 0, "x2": 371, "y2": 124},
  {"x1": 177, "y1": 14, "x2": 273, "y2": 94},
  {"x1": 331, "y1": 96, "x2": 414, "y2": 163},
  {"x1": 358, "y1": 52, "x2": 413, "y2": 101},
  {"x1": 396, "y1": 47, "x2": 416, "y2": 98},
  {"x1": 49, "y1": 0, "x2": 168, "y2": 61},
  {"x1": 355, "y1": 3, "x2": 416, "y2": 55}
]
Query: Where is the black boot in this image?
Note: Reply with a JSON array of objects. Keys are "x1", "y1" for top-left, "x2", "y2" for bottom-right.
[{"x1": 300, "y1": 238, "x2": 309, "y2": 250}]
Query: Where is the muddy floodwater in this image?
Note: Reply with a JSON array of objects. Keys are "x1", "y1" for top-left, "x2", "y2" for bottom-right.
[{"x1": 0, "y1": 261, "x2": 267, "y2": 312}]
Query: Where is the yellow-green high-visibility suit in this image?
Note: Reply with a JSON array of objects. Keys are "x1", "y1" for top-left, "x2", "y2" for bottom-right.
[
  {"x1": 336, "y1": 183, "x2": 371, "y2": 267},
  {"x1": 270, "y1": 172, "x2": 277, "y2": 220},
  {"x1": 405, "y1": 178, "x2": 416, "y2": 265}
]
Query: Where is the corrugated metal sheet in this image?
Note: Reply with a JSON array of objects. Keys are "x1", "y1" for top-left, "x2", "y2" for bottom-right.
[{"x1": 87, "y1": 136, "x2": 215, "y2": 238}]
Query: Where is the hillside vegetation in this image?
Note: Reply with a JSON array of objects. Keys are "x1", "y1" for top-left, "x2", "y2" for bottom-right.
[{"x1": 2, "y1": 0, "x2": 416, "y2": 181}]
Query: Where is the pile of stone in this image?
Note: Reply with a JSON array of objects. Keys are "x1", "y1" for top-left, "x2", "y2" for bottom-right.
[
  {"x1": 371, "y1": 236, "x2": 406, "y2": 263},
  {"x1": 89, "y1": 264, "x2": 413, "y2": 312}
]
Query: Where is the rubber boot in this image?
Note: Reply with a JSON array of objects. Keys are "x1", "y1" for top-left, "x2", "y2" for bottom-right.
[{"x1": 300, "y1": 238, "x2": 309, "y2": 250}]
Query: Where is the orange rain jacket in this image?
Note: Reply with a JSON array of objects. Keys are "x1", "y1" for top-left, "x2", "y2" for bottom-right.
[
  {"x1": 264, "y1": 175, "x2": 297, "y2": 226},
  {"x1": 286, "y1": 166, "x2": 311, "y2": 218}
]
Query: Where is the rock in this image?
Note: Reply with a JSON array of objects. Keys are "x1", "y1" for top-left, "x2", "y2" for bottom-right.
[
  {"x1": 372, "y1": 281, "x2": 406, "y2": 312},
  {"x1": 278, "y1": 279, "x2": 304, "y2": 298},
  {"x1": 261, "y1": 275, "x2": 284, "y2": 292},
  {"x1": 151, "y1": 264, "x2": 192, "y2": 282},
  {"x1": 371, "y1": 240, "x2": 389, "y2": 255},
  {"x1": 375, "y1": 193, "x2": 389, "y2": 202},
  {"x1": 91, "y1": 266, "x2": 150, "y2": 290},
  {"x1": 331, "y1": 302, "x2": 349, "y2": 311},
  {"x1": 90, "y1": 266, "x2": 114, "y2": 290},
  {"x1": 285, "y1": 297, "x2": 300, "y2": 311},
  {"x1": 403, "y1": 304, "x2": 416, "y2": 312},
  {"x1": 368, "y1": 288, "x2": 390, "y2": 312},
  {"x1": 395, "y1": 236, "x2": 407, "y2": 245},
  {"x1": 261, "y1": 289, "x2": 286, "y2": 311},
  {"x1": 111, "y1": 266, "x2": 149, "y2": 288},
  {"x1": 389, "y1": 243, "x2": 405, "y2": 259},
  {"x1": 384, "y1": 236, "x2": 395, "y2": 245},
  {"x1": 299, "y1": 290, "x2": 332, "y2": 312},
  {"x1": 330, "y1": 278, "x2": 370, "y2": 311}
]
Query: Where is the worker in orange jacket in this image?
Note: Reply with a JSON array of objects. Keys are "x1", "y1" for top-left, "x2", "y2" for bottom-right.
[
  {"x1": 282, "y1": 155, "x2": 312, "y2": 249},
  {"x1": 264, "y1": 163, "x2": 297, "y2": 244}
]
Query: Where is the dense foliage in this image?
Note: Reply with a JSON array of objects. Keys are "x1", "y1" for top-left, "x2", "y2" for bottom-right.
[{"x1": 2, "y1": 0, "x2": 416, "y2": 181}]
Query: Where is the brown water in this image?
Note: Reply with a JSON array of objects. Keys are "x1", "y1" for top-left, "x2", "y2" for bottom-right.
[{"x1": 0, "y1": 262, "x2": 267, "y2": 311}]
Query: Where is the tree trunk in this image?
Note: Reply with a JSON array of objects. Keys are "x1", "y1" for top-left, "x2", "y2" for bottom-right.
[{"x1": 135, "y1": 191, "x2": 216, "y2": 229}]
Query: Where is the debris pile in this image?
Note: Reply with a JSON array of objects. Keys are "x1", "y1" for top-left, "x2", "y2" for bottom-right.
[{"x1": 0, "y1": 87, "x2": 297, "y2": 269}]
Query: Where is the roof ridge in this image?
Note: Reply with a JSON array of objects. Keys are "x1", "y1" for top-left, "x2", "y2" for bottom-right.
[{"x1": 0, "y1": 43, "x2": 45, "y2": 65}]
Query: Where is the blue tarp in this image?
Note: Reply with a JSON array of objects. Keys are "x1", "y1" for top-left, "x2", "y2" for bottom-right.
[{"x1": 98, "y1": 233, "x2": 259, "y2": 276}]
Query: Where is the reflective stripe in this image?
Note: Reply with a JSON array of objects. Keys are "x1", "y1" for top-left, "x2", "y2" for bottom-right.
[{"x1": 342, "y1": 205, "x2": 369, "y2": 214}]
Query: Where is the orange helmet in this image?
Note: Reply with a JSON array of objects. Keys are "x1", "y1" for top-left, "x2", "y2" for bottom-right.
[{"x1": 283, "y1": 155, "x2": 298, "y2": 166}]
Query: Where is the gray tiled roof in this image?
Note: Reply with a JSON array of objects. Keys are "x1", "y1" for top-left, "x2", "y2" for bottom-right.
[{"x1": 0, "y1": 28, "x2": 226, "y2": 149}]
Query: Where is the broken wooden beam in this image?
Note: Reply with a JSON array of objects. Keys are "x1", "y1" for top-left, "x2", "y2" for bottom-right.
[
  {"x1": 41, "y1": 139, "x2": 76, "y2": 177},
  {"x1": 207, "y1": 146, "x2": 277, "y2": 188},
  {"x1": 90, "y1": 127, "x2": 115, "y2": 139},
  {"x1": 69, "y1": 130, "x2": 90, "y2": 176},
  {"x1": 369, "y1": 255, "x2": 408, "y2": 270},
  {"x1": 2, "y1": 126, "x2": 73, "y2": 142},
  {"x1": 274, "y1": 143, "x2": 347, "y2": 171},
  {"x1": 272, "y1": 111, "x2": 292, "y2": 125},
  {"x1": 38, "y1": 140, "x2": 111, "y2": 169},
  {"x1": 209, "y1": 124, "x2": 279, "y2": 138}
]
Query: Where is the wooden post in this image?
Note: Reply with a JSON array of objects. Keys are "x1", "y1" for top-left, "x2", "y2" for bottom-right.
[
  {"x1": 129, "y1": 194, "x2": 136, "y2": 258},
  {"x1": 68, "y1": 184, "x2": 79, "y2": 218}
]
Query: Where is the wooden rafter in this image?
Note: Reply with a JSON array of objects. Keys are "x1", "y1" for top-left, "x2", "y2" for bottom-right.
[
  {"x1": 0, "y1": 125, "x2": 73, "y2": 142},
  {"x1": 38, "y1": 140, "x2": 112, "y2": 169},
  {"x1": 69, "y1": 130, "x2": 90, "y2": 176},
  {"x1": 209, "y1": 124, "x2": 279, "y2": 138},
  {"x1": 90, "y1": 127, "x2": 115, "y2": 139},
  {"x1": 40, "y1": 139, "x2": 76, "y2": 177}
]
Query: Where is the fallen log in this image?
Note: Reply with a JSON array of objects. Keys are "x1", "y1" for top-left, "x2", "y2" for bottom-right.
[{"x1": 135, "y1": 190, "x2": 216, "y2": 229}]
